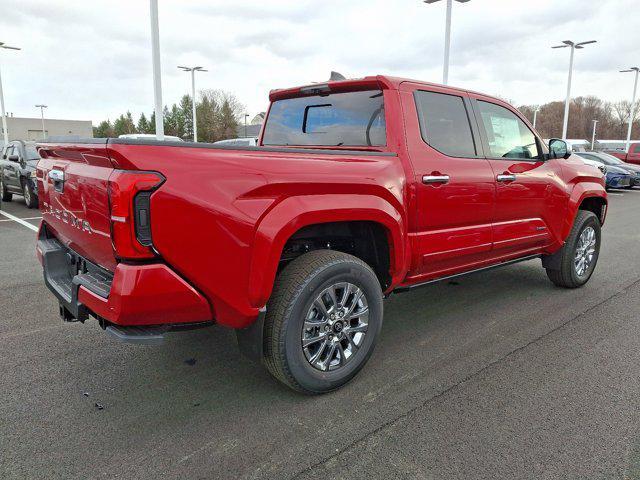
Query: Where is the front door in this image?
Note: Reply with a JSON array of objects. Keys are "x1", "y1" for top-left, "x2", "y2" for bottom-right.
[
  {"x1": 400, "y1": 84, "x2": 496, "y2": 281},
  {"x1": 470, "y1": 96, "x2": 564, "y2": 257}
]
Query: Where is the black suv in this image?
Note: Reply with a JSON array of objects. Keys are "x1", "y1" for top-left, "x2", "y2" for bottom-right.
[{"x1": 1, "y1": 140, "x2": 40, "y2": 208}]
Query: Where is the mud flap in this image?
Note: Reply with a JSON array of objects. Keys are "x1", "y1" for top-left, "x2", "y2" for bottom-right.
[{"x1": 236, "y1": 307, "x2": 266, "y2": 363}]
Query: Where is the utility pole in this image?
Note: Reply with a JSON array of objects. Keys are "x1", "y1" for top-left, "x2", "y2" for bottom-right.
[
  {"x1": 0, "y1": 42, "x2": 20, "y2": 145},
  {"x1": 620, "y1": 67, "x2": 640, "y2": 152},
  {"x1": 149, "y1": 0, "x2": 164, "y2": 140},
  {"x1": 178, "y1": 66, "x2": 207, "y2": 142},
  {"x1": 35, "y1": 104, "x2": 47, "y2": 139},
  {"x1": 552, "y1": 40, "x2": 597, "y2": 140},
  {"x1": 591, "y1": 120, "x2": 598, "y2": 151},
  {"x1": 423, "y1": 0, "x2": 471, "y2": 85}
]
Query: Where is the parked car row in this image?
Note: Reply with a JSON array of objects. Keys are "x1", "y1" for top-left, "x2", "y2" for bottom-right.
[
  {"x1": 575, "y1": 150, "x2": 640, "y2": 190},
  {"x1": 0, "y1": 140, "x2": 40, "y2": 208}
]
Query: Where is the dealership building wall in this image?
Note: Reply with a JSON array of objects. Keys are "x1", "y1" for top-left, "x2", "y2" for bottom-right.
[{"x1": 1, "y1": 116, "x2": 93, "y2": 142}]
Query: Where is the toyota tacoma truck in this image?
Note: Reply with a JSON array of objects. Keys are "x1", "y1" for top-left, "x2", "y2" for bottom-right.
[{"x1": 35, "y1": 76, "x2": 607, "y2": 394}]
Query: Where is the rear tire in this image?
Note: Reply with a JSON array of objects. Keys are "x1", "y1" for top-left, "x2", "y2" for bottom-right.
[
  {"x1": 23, "y1": 181, "x2": 38, "y2": 209},
  {"x1": 545, "y1": 210, "x2": 601, "y2": 288},
  {"x1": 1, "y1": 177, "x2": 12, "y2": 202},
  {"x1": 263, "y1": 250, "x2": 383, "y2": 394}
]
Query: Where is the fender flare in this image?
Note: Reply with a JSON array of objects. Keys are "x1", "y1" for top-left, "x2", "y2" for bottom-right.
[
  {"x1": 563, "y1": 184, "x2": 607, "y2": 239},
  {"x1": 247, "y1": 194, "x2": 408, "y2": 308}
]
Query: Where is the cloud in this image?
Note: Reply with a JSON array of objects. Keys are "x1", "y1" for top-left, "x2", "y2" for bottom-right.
[{"x1": 0, "y1": 0, "x2": 637, "y2": 125}]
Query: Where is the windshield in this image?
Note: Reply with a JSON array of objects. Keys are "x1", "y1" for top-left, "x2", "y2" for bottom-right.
[
  {"x1": 595, "y1": 152, "x2": 624, "y2": 165},
  {"x1": 25, "y1": 145, "x2": 40, "y2": 160},
  {"x1": 262, "y1": 90, "x2": 386, "y2": 147}
]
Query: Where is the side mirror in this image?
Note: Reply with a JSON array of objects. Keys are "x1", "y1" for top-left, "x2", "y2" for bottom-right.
[
  {"x1": 8, "y1": 154, "x2": 19, "y2": 162},
  {"x1": 548, "y1": 139, "x2": 572, "y2": 159}
]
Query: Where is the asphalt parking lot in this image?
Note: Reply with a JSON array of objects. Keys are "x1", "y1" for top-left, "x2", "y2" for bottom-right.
[{"x1": 2, "y1": 189, "x2": 640, "y2": 480}]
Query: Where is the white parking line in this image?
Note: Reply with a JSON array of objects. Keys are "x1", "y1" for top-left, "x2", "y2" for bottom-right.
[
  {"x1": 0, "y1": 216, "x2": 42, "y2": 222},
  {"x1": 0, "y1": 210, "x2": 39, "y2": 232}
]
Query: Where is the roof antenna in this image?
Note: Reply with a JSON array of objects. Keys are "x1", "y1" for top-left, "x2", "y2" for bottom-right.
[{"x1": 329, "y1": 71, "x2": 346, "y2": 81}]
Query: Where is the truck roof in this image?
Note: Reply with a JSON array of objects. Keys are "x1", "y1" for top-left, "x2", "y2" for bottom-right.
[{"x1": 269, "y1": 75, "x2": 490, "y2": 102}]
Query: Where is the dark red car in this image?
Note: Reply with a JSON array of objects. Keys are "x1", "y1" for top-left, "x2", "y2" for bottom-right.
[{"x1": 35, "y1": 76, "x2": 607, "y2": 393}]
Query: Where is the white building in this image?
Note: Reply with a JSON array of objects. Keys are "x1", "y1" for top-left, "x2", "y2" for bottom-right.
[{"x1": 1, "y1": 116, "x2": 93, "y2": 142}]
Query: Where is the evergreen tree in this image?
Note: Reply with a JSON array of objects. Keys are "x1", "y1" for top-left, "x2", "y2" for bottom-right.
[
  {"x1": 179, "y1": 95, "x2": 193, "y2": 140},
  {"x1": 113, "y1": 111, "x2": 136, "y2": 136},
  {"x1": 137, "y1": 113, "x2": 151, "y2": 134},
  {"x1": 94, "y1": 120, "x2": 114, "y2": 138}
]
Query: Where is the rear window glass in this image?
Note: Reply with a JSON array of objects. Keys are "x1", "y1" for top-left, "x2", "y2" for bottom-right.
[
  {"x1": 262, "y1": 90, "x2": 386, "y2": 146},
  {"x1": 414, "y1": 90, "x2": 476, "y2": 157}
]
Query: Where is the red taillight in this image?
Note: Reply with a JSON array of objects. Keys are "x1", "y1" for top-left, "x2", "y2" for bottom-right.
[{"x1": 108, "y1": 170, "x2": 165, "y2": 260}]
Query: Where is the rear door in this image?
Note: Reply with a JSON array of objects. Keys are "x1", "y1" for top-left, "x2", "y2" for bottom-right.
[
  {"x1": 469, "y1": 95, "x2": 563, "y2": 257},
  {"x1": 37, "y1": 142, "x2": 117, "y2": 271},
  {"x1": 400, "y1": 83, "x2": 496, "y2": 280}
]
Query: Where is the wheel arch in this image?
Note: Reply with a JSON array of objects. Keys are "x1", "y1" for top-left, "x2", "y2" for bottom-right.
[{"x1": 247, "y1": 194, "x2": 408, "y2": 308}]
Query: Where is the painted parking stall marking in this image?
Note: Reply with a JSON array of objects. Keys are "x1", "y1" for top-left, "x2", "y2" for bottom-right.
[{"x1": 0, "y1": 209, "x2": 39, "y2": 232}]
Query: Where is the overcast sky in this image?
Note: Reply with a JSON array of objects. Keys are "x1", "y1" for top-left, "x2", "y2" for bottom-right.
[{"x1": 0, "y1": 0, "x2": 638, "y2": 125}]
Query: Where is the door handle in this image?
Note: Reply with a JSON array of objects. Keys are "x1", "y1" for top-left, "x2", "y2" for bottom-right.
[
  {"x1": 496, "y1": 174, "x2": 516, "y2": 182},
  {"x1": 422, "y1": 174, "x2": 450, "y2": 185}
]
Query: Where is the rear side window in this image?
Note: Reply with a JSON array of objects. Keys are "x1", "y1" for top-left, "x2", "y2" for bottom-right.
[
  {"x1": 414, "y1": 90, "x2": 477, "y2": 157},
  {"x1": 477, "y1": 101, "x2": 540, "y2": 160},
  {"x1": 262, "y1": 90, "x2": 386, "y2": 147}
]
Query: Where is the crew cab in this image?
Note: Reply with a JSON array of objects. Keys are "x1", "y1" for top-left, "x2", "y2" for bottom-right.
[
  {"x1": 35, "y1": 76, "x2": 607, "y2": 393},
  {"x1": 606, "y1": 143, "x2": 640, "y2": 165}
]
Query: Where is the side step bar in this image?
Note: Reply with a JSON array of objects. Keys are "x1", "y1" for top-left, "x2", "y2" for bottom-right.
[
  {"x1": 394, "y1": 254, "x2": 541, "y2": 293},
  {"x1": 106, "y1": 325, "x2": 168, "y2": 346}
]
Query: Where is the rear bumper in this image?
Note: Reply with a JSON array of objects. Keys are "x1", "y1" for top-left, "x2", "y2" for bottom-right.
[{"x1": 37, "y1": 229, "x2": 213, "y2": 327}]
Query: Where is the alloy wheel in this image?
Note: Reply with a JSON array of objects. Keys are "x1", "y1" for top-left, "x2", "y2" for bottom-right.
[
  {"x1": 574, "y1": 226, "x2": 597, "y2": 277},
  {"x1": 301, "y1": 282, "x2": 369, "y2": 372}
]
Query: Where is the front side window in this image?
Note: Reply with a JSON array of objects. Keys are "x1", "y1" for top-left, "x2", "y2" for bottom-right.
[
  {"x1": 262, "y1": 90, "x2": 386, "y2": 147},
  {"x1": 414, "y1": 90, "x2": 476, "y2": 157},
  {"x1": 477, "y1": 101, "x2": 540, "y2": 160}
]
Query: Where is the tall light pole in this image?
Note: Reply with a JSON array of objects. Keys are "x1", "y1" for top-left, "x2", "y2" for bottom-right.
[
  {"x1": 591, "y1": 120, "x2": 598, "y2": 151},
  {"x1": 552, "y1": 40, "x2": 597, "y2": 140},
  {"x1": 244, "y1": 114, "x2": 249, "y2": 137},
  {"x1": 0, "y1": 42, "x2": 20, "y2": 146},
  {"x1": 620, "y1": 67, "x2": 640, "y2": 153},
  {"x1": 178, "y1": 66, "x2": 207, "y2": 142},
  {"x1": 533, "y1": 106, "x2": 540, "y2": 128},
  {"x1": 423, "y1": 0, "x2": 471, "y2": 85},
  {"x1": 149, "y1": 0, "x2": 164, "y2": 140},
  {"x1": 35, "y1": 104, "x2": 47, "y2": 139}
]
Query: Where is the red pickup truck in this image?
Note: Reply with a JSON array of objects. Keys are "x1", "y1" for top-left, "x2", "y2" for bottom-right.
[
  {"x1": 606, "y1": 143, "x2": 640, "y2": 165},
  {"x1": 36, "y1": 76, "x2": 607, "y2": 393}
]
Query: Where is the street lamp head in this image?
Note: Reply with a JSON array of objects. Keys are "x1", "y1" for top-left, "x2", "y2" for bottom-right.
[
  {"x1": 553, "y1": 40, "x2": 596, "y2": 50},
  {"x1": 620, "y1": 67, "x2": 640, "y2": 73},
  {"x1": 0, "y1": 42, "x2": 21, "y2": 51},
  {"x1": 35, "y1": 104, "x2": 48, "y2": 108},
  {"x1": 178, "y1": 65, "x2": 207, "y2": 73},
  {"x1": 423, "y1": 0, "x2": 470, "y2": 3}
]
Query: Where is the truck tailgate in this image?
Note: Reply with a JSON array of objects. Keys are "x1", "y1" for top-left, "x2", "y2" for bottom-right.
[{"x1": 37, "y1": 143, "x2": 117, "y2": 271}]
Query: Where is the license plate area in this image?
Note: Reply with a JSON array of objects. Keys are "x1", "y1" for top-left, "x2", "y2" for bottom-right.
[{"x1": 39, "y1": 225, "x2": 113, "y2": 322}]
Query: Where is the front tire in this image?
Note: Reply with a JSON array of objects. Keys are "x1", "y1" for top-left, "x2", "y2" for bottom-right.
[
  {"x1": 263, "y1": 250, "x2": 383, "y2": 394},
  {"x1": 23, "y1": 181, "x2": 38, "y2": 209},
  {"x1": 545, "y1": 210, "x2": 601, "y2": 288}
]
